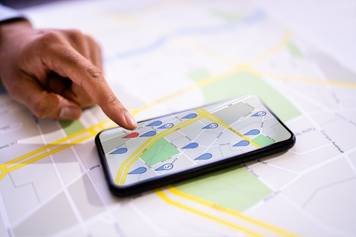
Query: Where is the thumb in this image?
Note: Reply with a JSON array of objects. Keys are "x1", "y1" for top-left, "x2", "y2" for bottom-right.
[{"x1": 28, "y1": 91, "x2": 82, "y2": 120}]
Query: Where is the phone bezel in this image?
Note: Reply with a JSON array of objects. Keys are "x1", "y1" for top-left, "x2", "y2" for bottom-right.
[{"x1": 95, "y1": 97, "x2": 296, "y2": 197}]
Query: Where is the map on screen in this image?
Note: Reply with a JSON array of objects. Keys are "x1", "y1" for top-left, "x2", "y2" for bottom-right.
[{"x1": 99, "y1": 96, "x2": 292, "y2": 186}]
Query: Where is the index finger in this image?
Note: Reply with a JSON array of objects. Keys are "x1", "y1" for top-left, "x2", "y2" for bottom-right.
[{"x1": 40, "y1": 42, "x2": 137, "y2": 129}]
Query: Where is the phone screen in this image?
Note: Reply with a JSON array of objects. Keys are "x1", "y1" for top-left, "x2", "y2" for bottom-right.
[{"x1": 97, "y1": 96, "x2": 293, "y2": 187}]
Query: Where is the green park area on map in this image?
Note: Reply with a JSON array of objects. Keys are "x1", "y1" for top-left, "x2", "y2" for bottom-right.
[{"x1": 141, "y1": 138, "x2": 179, "y2": 167}]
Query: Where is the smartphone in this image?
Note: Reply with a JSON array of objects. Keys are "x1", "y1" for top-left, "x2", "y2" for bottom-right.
[{"x1": 95, "y1": 96, "x2": 295, "y2": 196}]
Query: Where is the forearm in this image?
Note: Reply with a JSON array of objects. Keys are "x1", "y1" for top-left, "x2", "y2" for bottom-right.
[
  {"x1": 0, "y1": 5, "x2": 29, "y2": 82},
  {"x1": 0, "y1": 20, "x2": 32, "y2": 84}
]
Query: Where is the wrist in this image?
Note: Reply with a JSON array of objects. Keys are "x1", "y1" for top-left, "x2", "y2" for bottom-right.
[
  {"x1": 0, "y1": 19, "x2": 32, "y2": 79},
  {"x1": 0, "y1": 19, "x2": 32, "y2": 39},
  {"x1": 0, "y1": 19, "x2": 32, "y2": 57}
]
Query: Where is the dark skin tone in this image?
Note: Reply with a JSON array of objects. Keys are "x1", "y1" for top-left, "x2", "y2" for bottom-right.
[{"x1": 0, "y1": 20, "x2": 137, "y2": 129}]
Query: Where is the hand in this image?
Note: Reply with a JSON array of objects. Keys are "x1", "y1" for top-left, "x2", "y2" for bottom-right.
[{"x1": 0, "y1": 20, "x2": 137, "y2": 130}]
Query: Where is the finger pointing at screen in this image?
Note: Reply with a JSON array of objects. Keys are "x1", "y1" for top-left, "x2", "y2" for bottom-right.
[{"x1": 0, "y1": 20, "x2": 137, "y2": 130}]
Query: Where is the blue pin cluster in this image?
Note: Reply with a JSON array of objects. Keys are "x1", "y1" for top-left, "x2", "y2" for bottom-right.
[{"x1": 126, "y1": 111, "x2": 265, "y2": 176}]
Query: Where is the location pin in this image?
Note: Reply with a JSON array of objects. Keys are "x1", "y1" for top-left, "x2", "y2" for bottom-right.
[
  {"x1": 202, "y1": 123, "x2": 218, "y2": 129},
  {"x1": 195, "y1": 153, "x2": 213, "y2": 160},
  {"x1": 110, "y1": 147, "x2": 128, "y2": 154},
  {"x1": 140, "y1": 130, "x2": 157, "y2": 137},
  {"x1": 128, "y1": 167, "x2": 147, "y2": 175},
  {"x1": 182, "y1": 112, "x2": 197, "y2": 119},
  {"x1": 233, "y1": 140, "x2": 250, "y2": 147},
  {"x1": 252, "y1": 111, "x2": 267, "y2": 117},
  {"x1": 147, "y1": 120, "x2": 163, "y2": 126},
  {"x1": 158, "y1": 123, "x2": 174, "y2": 129},
  {"x1": 124, "y1": 132, "x2": 139, "y2": 138},
  {"x1": 244, "y1": 129, "x2": 260, "y2": 136},
  {"x1": 182, "y1": 142, "x2": 199, "y2": 149},
  {"x1": 155, "y1": 163, "x2": 174, "y2": 171}
]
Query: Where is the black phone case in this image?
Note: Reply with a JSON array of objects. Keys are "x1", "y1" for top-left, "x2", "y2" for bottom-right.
[{"x1": 95, "y1": 99, "x2": 296, "y2": 197}]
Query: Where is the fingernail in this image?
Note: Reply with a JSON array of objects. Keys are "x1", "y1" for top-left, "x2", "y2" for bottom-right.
[
  {"x1": 124, "y1": 111, "x2": 137, "y2": 129},
  {"x1": 59, "y1": 106, "x2": 80, "y2": 120}
]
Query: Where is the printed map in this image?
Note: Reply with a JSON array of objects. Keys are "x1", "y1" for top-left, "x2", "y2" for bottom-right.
[{"x1": 0, "y1": 1, "x2": 356, "y2": 236}]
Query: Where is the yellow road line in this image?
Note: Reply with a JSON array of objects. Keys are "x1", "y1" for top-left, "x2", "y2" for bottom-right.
[
  {"x1": 6, "y1": 124, "x2": 105, "y2": 171},
  {"x1": 156, "y1": 190, "x2": 263, "y2": 237},
  {"x1": 4, "y1": 120, "x2": 110, "y2": 165},
  {"x1": 168, "y1": 187, "x2": 297, "y2": 237},
  {"x1": 0, "y1": 165, "x2": 6, "y2": 180},
  {"x1": 0, "y1": 120, "x2": 112, "y2": 181},
  {"x1": 7, "y1": 134, "x2": 93, "y2": 172}
]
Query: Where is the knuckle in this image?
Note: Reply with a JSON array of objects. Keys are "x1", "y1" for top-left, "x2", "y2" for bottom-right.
[
  {"x1": 66, "y1": 29, "x2": 83, "y2": 36},
  {"x1": 86, "y1": 35, "x2": 97, "y2": 45},
  {"x1": 87, "y1": 35, "x2": 102, "y2": 52},
  {"x1": 105, "y1": 94, "x2": 124, "y2": 110},
  {"x1": 87, "y1": 66, "x2": 102, "y2": 80},
  {"x1": 65, "y1": 29, "x2": 84, "y2": 42},
  {"x1": 106, "y1": 95, "x2": 117, "y2": 105},
  {"x1": 37, "y1": 31, "x2": 62, "y2": 45},
  {"x1": 34, "y1": 31, "x2": 64, "y2": 53}
]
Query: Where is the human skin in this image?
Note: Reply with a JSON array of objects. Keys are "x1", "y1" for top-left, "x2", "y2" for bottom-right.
[{"x1": 0, "y1": 19, "x2": 137, "y2": 130}]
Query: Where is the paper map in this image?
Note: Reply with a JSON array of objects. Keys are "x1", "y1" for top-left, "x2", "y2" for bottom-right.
[{"x1": 1, "y1": 1, "x2": 355, "y2": 236}]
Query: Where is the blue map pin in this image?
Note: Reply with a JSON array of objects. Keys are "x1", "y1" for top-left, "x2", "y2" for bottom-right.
[
  {"x1": 244, "y1": 129, "x2": 260, "y2": 136},
  {"x1": 158, "y1": 123, "x2": 174, "y2": 129},
  {"x1": 252, "y1": 111, "x2": 267, "y2": 117},
  {"x1": 234, "y1": 140, "x2": 250, "y2": 147},
  {"x1": 155, "y1": 163, "x2": 173, "y2": 171},
  {"x1": 128, "y1": 167, "x2": 147, "y2": 175},
  {"x1": 110, "y1": 147, "x2": 128, "y2": 154},
  {"x1": 202, "y1": 123, "x2": 218, "y2": 129},
  {"x1": 147, "y1": 120, "x2": 163, "y2": 126},
  {"x1": 195, "y1": 153, "x2": 213, "y2": 160},
  {"x1": 182, "y1": 142, "x2": 199, "y2": 149},
  {"x1": 140, "y1": 130, "x2": 156, "y2": 137},
  {"x1": 182, "y1": 112, "x2": 197, "y2": 119}
]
